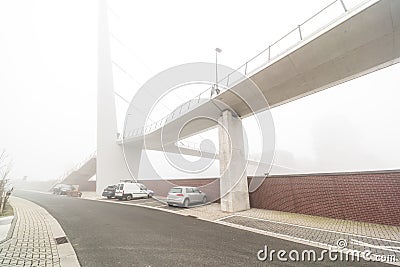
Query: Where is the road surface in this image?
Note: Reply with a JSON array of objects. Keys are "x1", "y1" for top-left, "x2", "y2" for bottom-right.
[{"x1": 13, "y1": 191, "x2": 384, "y2": 266}]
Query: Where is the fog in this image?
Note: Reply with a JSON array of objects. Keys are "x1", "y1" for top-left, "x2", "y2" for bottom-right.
[{"x1": 0, "y1": 0, "x2": 399, "y2": 181}]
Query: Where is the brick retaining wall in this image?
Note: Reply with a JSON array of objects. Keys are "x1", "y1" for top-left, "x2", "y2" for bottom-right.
[
  {"x1": 137, "y1": 170, "x2": 400, "y2": 226},
  {"x1": 249, "y1": 170, "x2": 400, "y2": 226}
]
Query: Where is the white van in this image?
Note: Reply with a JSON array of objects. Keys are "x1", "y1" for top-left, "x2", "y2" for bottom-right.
[{"x1": 115, "y1": 182, "x2": 154, "y2": 200}]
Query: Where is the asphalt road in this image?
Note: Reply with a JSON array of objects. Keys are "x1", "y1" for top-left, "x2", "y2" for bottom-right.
[{"x1": 13, "y1": 191, "x2": 384, "y2": 267}]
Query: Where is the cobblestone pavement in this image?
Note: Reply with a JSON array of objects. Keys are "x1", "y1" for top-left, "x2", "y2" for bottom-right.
[
  {"x1": 0, "y1": 197, "x2": 61, "y2": 267},
  {"x1": 220, "y1": 215, "x2": 400, "y2": 263},
  {"x1": 176, "y1": 203, "x2": 400, "y2": 241},
  {"x1": 181, "y1": 204, "x2": 400, "y2": 264},
  {"x1": 239, "y1": 208, "x2": 400, "y2": 241}
]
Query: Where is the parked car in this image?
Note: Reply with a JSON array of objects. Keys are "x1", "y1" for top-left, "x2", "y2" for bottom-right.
[
  {"x1": 53, "y1": 184, "x2": 70, "y2": 195},
  {"x1": 66, "y1": 185, "x2": 82, "y2": 197},
  {"x1": 53, "y1": 184, "x2": 80, "y2": 196},
  {"x1": 102, "y1": 184, "x2": 117, "y2": 199},
  {"x1": 115, "y1": 182, "x2": 154, "y2": 201},
  {"x1": 167, "y1": 186, "x2": 207, "y2": 207}
]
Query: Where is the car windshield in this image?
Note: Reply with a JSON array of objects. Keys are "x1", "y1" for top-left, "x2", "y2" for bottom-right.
[
  {"x1": 169, "y1": 188, "x2": 182, "y2": 193},
  {"x1": 107, "y1": 186, "x2": 115, "y2": 189},
  {"x1": 61, "y1": 185, "x2": 72, "y2": 189}
]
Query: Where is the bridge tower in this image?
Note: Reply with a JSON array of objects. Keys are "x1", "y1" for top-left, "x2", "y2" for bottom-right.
[{"x1": 96, "y1": 0, "x2": 134, "y2": 194}]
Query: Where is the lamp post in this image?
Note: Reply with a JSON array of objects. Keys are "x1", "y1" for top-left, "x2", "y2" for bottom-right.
[{"x1": 215, "y1": 48, "x2": 222, "y2": 95}]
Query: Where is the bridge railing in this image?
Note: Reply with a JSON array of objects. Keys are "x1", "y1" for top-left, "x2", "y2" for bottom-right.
[
  {"x1": 123, "y1": 0, "x2": 368, "y2": 140},
  {"x1": 57, "y1": 151, "x2": 97, "y2": 182}
]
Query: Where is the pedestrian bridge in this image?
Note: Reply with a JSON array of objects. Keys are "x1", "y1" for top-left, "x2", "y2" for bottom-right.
[
  {"x1": 63, "y1": 0, "x2": 399, "y2": 212},
  {"x1": 120, "y1": 0, "x2": 399, "y2": 150}
]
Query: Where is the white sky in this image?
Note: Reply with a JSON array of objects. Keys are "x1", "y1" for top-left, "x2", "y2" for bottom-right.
[{"x1": 0, "y1": 0, "x2": 399, "y2": 181}]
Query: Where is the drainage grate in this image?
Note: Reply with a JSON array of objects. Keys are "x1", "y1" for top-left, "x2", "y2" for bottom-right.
[{"x1": 55, "y1": 236, "x2": 69, "y2": 245}]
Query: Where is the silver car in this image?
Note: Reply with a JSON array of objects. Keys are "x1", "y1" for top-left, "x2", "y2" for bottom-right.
[{"x1": 167, "y1": 186, "x2": 207, "y2": 207}]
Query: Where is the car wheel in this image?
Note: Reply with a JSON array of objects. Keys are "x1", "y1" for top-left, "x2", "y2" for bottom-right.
[
  {"x1": 107, "y1": 196, "x2": 111, "y2": 199},
  {"x1": 202, "y1": 196, "x2": 207, "y2": 204},
  {"x1": 183, "y1": 198, "x2": 189, "y2": 208},
  {"x1": 126, "y1": 194, "x2": 132, "y2": 201}
]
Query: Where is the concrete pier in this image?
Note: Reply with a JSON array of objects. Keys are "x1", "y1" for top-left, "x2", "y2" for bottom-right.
[{"x1": 218, "y1": 110, "x2": 250, "y2": 212}]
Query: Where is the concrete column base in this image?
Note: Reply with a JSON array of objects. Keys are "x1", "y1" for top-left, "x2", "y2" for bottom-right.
[{"x1": 218, "y1": 110, "x2": 250, "y2": 213}]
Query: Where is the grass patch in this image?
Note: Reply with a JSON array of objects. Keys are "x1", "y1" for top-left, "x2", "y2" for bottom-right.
[{"x1": 0, "y1": 201, "x2": 14, "y2": 217}]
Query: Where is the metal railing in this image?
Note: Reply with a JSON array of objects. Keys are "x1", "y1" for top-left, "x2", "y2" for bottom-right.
[
  {"x1": 57, "y1": 151, "x2": 97, "y2": 182},
  {"x1": 123, "y1": 0, "x2": 365, "y2": 140}
]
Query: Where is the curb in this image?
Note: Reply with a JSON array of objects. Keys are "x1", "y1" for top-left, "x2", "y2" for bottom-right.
[
  {"x1": 12, "y1": 197, "x2": 81, "y2": 267},
  {"x1": 0, "y1": 201, "x2": 17, "y2": 245},
  {"x1": 46, "y1": 212, "x2": 81, "y2": 267}
]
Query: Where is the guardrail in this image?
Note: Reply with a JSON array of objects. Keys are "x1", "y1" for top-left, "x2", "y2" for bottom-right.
[{"x1": 122, "y1": 0, "x2": 367, "y2": 140}]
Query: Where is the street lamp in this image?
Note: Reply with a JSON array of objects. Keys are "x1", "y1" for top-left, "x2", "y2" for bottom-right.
[{"x1": 214, "y1": 48, "x2": 222, "y2": 96}]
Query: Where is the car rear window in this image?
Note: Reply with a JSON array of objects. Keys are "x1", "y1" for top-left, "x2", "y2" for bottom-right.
[{"x1": 169, "y1": 188, "x2": 182, "y2": 193}]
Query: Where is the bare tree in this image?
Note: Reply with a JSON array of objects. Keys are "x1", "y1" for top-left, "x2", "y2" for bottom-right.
[{"x1": 0, "y1": 149, "x2": 13, "y2": 215}]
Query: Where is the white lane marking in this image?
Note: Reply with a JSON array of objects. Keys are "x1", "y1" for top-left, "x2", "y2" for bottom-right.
[
  {"x1": 351, "y1": 239, "x2": 400, "y2": 253},
  {"x1": 215, "y1": 219, "x2": 336, "y2": 249},
  {"x1": 89, "y1": 197, "x2": 185, "y2": 215},
  {"x1": 214, "y1": 214, "x2": 237, "y2": 222},
  {"x1": 19, "y1": 189, "x2": 52, "y2": 194},
  {"x1": 226, "y1": 214, "x2": 400, "y2": 244},
  {"x1": 135, "y1": 203, "x2": 166, "y2": 208},
  {"x1": 214, "y1": 220, "x2": 400, "y2": 266}
]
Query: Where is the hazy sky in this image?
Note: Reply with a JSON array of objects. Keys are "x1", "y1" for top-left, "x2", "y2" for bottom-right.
[{"x1": 0, "y1": 0, "x2": 399, "y2": 181}]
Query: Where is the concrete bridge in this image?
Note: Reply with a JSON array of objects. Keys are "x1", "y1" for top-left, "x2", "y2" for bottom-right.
[{"x1": 62, "y1": 0, "x2": 400, "y2": 212}]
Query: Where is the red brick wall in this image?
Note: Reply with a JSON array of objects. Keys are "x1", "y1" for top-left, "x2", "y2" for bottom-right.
[
  {"x1": 249, "y1": 170, "x2": 400, "y2": 226},
  {"x1": 80, "y1": 181, "x2": 96, "y2": 191},
  {"x1": 63, "y1": 175, "x2": 96, "y2": 191}
]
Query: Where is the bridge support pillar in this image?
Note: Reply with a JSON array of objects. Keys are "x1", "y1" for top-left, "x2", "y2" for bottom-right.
[{"x1": 218, "y1": 110, "x2": 250, "y2": 212}]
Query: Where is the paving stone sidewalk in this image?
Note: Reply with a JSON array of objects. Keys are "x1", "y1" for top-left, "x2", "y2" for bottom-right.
[
  {"x1": 0, "y1": 197, "x2": 78, "y2": 267},
  {"x1": 179, "y1": 204, "x2": 400, "y2": 264}
]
